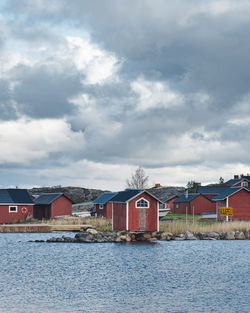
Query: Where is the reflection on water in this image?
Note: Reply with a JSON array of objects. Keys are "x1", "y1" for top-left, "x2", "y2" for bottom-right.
[{"x1": 0, "y1": 232, "x2": 249, "y2": 313}]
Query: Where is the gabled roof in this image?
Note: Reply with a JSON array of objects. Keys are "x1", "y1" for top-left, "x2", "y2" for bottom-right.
[
  {"x1": 111, "y1": 189, "x2": 142, "y2": 202},
  {"x1": 197, "y1": 185, "x2": 230, "y2": 195},
  {"x1": 212, "y1": 187, "x2": 250, "y2": 201},
  {"x1": 165, "y1": 195, "x2": 179, "y2": 202},
  {"x1": 147, "y1": 187, "x2": 184, "y2": 203},
  {"x1": 111, "y1": 189, "x2": 164, "y2": 204},
  {"x1": 0, "y1": 189, "x2": 33, "y2": 204},
  {"x1": 226, "y1": 176, "x2": 250, "y2": 187},
  {"x1": 93, "y1": 192, "x2": 117, "y2": 204},
  {"x1": 174, "y1": 193, "x2": 201, "y2": 203},
  {"x1": 34, "y1": 193, "x2": 73, "y2": 205}
]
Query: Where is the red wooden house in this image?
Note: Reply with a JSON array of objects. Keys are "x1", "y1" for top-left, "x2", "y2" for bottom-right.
[
  {"x1": 213, "y1": 187, "x2": 250, "y2": 220},
  {"x1": 111, "y1": 189, "x2": 164, "y2": 231},
  {"x1": 34, "y1": 193, "x2": 73, "y2": 219},
  {"x1": 165, "y1": 195, "x2": 179, "y2": 211},
  {"x1": 0, "y1": 189, "x2": 34, "y2": 224},
  {"x1": 93, "y1": 192, "x2": 117, "y2": 219},
  {"x1": 173, "y1": 193, "x2": 216, "y2": 214}
]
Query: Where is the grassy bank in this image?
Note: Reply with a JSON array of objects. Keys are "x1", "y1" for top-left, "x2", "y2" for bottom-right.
[{"x1": 18, "y1": 215, "x2": 250, "y2": 234}]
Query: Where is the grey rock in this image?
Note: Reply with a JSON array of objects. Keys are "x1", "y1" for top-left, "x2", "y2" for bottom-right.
[
  {"x1": 235, "y1": 231, "x2": 245, "y2": 240},
  {"x1": 206, "y1": 232, "x2": 220, "y2": 239},
  {"x1": 185, "y1": 232, "x2": 198, "y2": 240},
  {"x1": 224, "y1": 231, "x2": 235, "y2": 240},
  {"x1": 86, "y1": 228, "x2": 98, "y2": 235}
]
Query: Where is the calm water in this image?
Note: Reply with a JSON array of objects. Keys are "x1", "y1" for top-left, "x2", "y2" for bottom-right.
[{"x1": 0, "y1": 233, "x2": 249, "y2": 313}]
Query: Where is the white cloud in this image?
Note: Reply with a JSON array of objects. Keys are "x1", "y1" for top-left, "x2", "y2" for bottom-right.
[
  {"x1": 131, "y1": 77, "x2": 184, "y2": 112},
  {"x1": 0, "y1": 118, "x2": 84, "y2": 164}
]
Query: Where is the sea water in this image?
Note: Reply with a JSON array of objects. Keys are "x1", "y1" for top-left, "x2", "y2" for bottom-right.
[{"x1": 0, "y1": 233, "x2": 249, "y2": 313}]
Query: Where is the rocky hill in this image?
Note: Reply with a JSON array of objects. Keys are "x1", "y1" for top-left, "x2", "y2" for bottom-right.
[{"x1": 29, "y1": 186, "x2": 109, "y2": 203}]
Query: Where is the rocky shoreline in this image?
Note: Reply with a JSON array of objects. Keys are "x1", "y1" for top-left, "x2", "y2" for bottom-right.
[{"x1": 33, "y1": 228, "x2": 250, "y2": 243}]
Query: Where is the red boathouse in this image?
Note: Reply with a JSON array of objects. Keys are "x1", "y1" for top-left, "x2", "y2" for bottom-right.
[
  {"x1": 111, "y1": 189, "x2": 164, "y2": 231},
  {"x1": 93, "y1": 192, "x2": 117, "y2": 219},
  {"x1": 33, "y1": 193, "x2": 73, "y2": 219},
  {"x1": 0, "y1": 189, "x2": 34, "y2": 224}
]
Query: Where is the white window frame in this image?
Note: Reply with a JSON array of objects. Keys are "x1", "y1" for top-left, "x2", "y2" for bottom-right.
[
  {"x1": 241, "y1": 181, "x2": 248, "y2": 187},
  {"x1": 176, "y1": 204, "x2": 179, "y2": 209},
  {"x1": 135, "y1": 197, "x2": 149, "y2": 208},
  {"x1": 99, "y1": 204, "x2": 104, "y2": 210},
  {"x1": 9, "y1": 205, "x2": 18, "y2": 213}
]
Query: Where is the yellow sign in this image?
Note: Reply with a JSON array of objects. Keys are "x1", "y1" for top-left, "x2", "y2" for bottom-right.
[{"x1": 220, "y1": 207, "x2": 233, "y2": 216}]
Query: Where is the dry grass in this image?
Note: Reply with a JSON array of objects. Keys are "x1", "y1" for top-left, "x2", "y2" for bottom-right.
[
  {"x1": 41, "y1": 216, "x2": 112, "y2": 231},
  {"x1": 159, "y1": 220, "x2": 250, "y2": 234}
]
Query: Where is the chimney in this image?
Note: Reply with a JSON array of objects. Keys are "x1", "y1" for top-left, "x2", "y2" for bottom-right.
[
  {"x1": 155, "y1": 183, "x2": 161, "y2": 188},
  {"x1": 185, "y1": 189, "x2": 189, "y2": 199},
  {"x1": 234, "y1": 175, "x2": 239, "y2": 179}
]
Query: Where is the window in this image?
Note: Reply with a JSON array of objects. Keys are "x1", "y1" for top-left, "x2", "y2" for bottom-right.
[
  {"x1": 241, "y1": 181, "x2": 248, "y2": 187},
  {"x1": 136, "y1": 198, "x2": 149, "y2": 208},
  {"x1": 176, "y1": 204, "x2": 179, "y2": 209},
  {"x1": 99, "y1": 204, "x2": 104, "y2": 209},
  {"x1": 9, "y1": 206, "x2": 18, "y2": 213}
]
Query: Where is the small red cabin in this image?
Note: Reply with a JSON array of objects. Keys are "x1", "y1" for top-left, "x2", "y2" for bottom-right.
[
  {"x1": 93, "y1": 192, "x2": 117, "y2": 219},
  {"x1": 33, "y1": 193, "x2": 73, "y2": 219},
  {"x1": 174, "y1": 193, "x2": 216, "y2": 214},
  {"x1": 111, "y1": 189, "x2": 163, "y2": 231},
  {"x1": 0, "y1": 189, "x2": 34, "y2": 224}
]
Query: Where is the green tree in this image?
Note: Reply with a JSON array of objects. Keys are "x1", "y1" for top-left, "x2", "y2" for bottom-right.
[
  {"x1": 219, "y1": 177, "x2": 224, "y2": 184},
  {"x1": 186, "y1": 180, "x2": 200, "y2": 193}
]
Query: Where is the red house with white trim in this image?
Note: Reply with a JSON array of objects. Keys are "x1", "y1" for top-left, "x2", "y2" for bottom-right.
[
  {"x1": 213, "y1": 187, "x2": 250, "y2": 220},
  {"x1": 111, "y1": 189, "x2": 164, "y2": 231},
  {"x1": 0, "y1": 189, "x2": 34, "y2": 224}
]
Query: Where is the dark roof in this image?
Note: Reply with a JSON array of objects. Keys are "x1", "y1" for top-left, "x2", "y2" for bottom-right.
[
  {"x1": 211, "y1": 187, "x2": 250, "y2": 201},
  {"x1": 147, "y1": 187, "x2": 184, "y2": 203},
  {"x1": 34, "y1": 193, "x2": 73, "y2": 205},
  {"x1": 0, "y1": 189, "x2": 33, "y2": 204},
  {"x1": 197, "y1": 185, "x2": 230, "y2": 195},
  {"x1": 111, "y1": 189, "x2": 142, "y2": 202},
  {"x1": 174, "y1": 193, "x2": 201, "y2": 203},
  {"x1": 93, "y1": 192, "x2": 117, "y2": 204},
  {"x1": 226, "y1": 176, "x2": 250, "y2": 186}
]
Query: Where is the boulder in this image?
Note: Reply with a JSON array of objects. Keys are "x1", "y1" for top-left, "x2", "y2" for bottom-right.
[
  {"x1": 206, "y1": 232, "x2": 220, "y2": 239},
  {"x1": 185, "y1": 231, "x2": 198, "y2": 240},
  {"x1": 143, "y1": 233, "x2": 152, "y2": 239},
  {"x1": 234, "y1": 231, "x2": 245, "y2": 240},
  {"x1": 224, "y1": 231, "x2": 235, "y2": 240},
  {"x1": 86, "y1": 228, "x2": 98, "y2": 235},
  {"x1": 244, "y1": 231, "x2": 250, "y2": 239}
]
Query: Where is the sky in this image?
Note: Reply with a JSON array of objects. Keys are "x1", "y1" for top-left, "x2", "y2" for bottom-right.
[{"x1": 0, "y1": 0, "x2": 250, "y2": 190}]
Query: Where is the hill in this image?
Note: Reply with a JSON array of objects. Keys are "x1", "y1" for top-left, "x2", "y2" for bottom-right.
[{"x1": 29, "y1": 186, "x2": 109, "y2": 203}]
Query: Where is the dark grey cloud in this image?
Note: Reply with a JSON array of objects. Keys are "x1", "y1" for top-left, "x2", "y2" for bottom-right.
[
  {"x1": 1, "y1": 0, "x2": 250, "y2": 188},
  {"x1": 11, "y1": 64, "x2": 82, "y2": 118}
]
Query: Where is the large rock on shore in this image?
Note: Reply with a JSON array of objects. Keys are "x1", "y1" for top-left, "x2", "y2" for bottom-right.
[
  {"x1": 185, "y1": 231, "x2": 198, "y2": 240},
  {"x1": 234, "y1": 231, "x2": 245, "y2": 240}
]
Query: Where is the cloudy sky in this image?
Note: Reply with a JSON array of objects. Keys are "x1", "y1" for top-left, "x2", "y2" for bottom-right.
[{"x1": 0, "y1": 0, "x2": 250, "y2": 190}]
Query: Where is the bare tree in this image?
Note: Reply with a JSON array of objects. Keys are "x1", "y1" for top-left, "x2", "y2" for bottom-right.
[{"x1": 126, "y1": 167, "x2": 149, "y2": 189}]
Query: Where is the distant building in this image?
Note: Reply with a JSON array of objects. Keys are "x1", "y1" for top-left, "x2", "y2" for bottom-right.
[
  {"x1": 0, "y1": 189, "x2": 34, "y2": 224},
  {"x1": 93, "y1": 192, "x2": 117, "y2": 219},
  {"x1": 173, "y1": 193, "x2": 216, "y2": 214},
  {"x1": 196, "y1": 174, "x2": 250, "y2": 220},
  {"x1": 34, "y1": 193, "x2": 73, "y2": 219}
]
